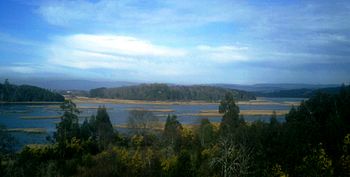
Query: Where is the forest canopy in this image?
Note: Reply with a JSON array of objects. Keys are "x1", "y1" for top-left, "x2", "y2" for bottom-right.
[
  {"x1": 90, "y1": 83, "x2": 256, "y2": 101},
  {"x1": 0, "y1": 80, "x2": 64, "y2": 102}
]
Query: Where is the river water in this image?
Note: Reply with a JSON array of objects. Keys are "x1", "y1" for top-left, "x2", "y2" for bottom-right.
[{"x1": 0, "y1": 97, "x2": 304, "y2": 148}]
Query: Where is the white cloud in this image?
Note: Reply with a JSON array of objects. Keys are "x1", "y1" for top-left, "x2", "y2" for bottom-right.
[
  {"x1": 45, "y1": 33, "x2": 250, "y2": 81},
  {"x1": 64, "y1": 34, "x2": 186, "y2": 57},
  {"x1": 47, "y1": 34, "x2": 201, "y2": 77}
]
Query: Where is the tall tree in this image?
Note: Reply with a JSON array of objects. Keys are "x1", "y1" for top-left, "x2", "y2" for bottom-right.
[
  {"x1": 92, "y1": 106, "x2": 116, "y2": 149},
  {"x1": 219, "y1": 93, "x2": 241, "y2": 135},
  {"x1": 163, "y1": 115, "x2": 183, "y2": 147},
  {"x1": 197, "y1": 118, "x2": 215, "y2": 147},
  {"x1": 0, "y1": 124, "x2": 16, "y2": 176},
  {"x1": 54, "y1": 100, "x2": 81, "y2": 151},
  {"x1": 127, "y1": 110, "x2": 159, "y2": 135},
  {"x1": 210, "y1": 138, "x2": 253, "y2": 177}
]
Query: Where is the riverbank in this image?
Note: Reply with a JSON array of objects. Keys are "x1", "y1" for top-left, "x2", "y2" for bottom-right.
[{"x1": 70, "y1": 96, "x2": 301, "y2": 106}]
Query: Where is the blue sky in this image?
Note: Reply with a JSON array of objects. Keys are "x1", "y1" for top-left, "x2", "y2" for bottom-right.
[{"x1": 0, "y1": 0, "x2": 349, "y2": 84}]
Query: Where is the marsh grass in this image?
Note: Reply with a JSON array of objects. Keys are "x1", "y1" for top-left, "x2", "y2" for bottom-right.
[
  {"x1": 72, "y1": 96, "x2": 300, "y2": 107},
  {"x1": 183, "y1": 109, "x2": 290, "y2": 117},
  {"x1": 125, "y1": 108, "x2": 175, "y2": 112},
  {"x1": 20, "y1": 115, "x2": 61, "y2": 120},
  {"x1": 21, "y1": 115, "x2": 90, "y2": 120},
  {"x1": 7, "y1": 128, "x2": 47, "y2": 134}
]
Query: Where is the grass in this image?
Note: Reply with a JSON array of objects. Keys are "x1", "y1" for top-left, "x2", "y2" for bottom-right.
[
  {"x1": 237, "y1": 100, "x2": 299, "y2": 106},
  {"x1": 113, "y1": 123, "x2": 201, "y2": 131},
  {"x1": 113, "y1": 123, "x2": 164, "y2": 131},
  {"x1": 7, "y1": 128, "x2": 47, "y2": 134},
  {"x1": 126, "y1": 108, "x2": 175, "y2": 112},
  {"x1": 27, "y1": 105, "x2": 113, "y2": 110},
  {"x1": 72, "y1": 97, "x2": 219, "y2": 105},
  {"x1": 1, "y1": 110, "x2": 30, "y2": 114},
  {"x1": 20, "y1": 115, "x2": 61, "y2": 120},
  {"x1": 20, "y1": 115, "x2": 90, "y2": 120},
  {"x1": 71, "y1": 96, "x2": 301, "y2": 106},
  {"x1": 184, "y1": 109, "x2": 290, "y2": 117},
  {"x1": 240, "y1": 110, "x2": 289, "y2": 116}
]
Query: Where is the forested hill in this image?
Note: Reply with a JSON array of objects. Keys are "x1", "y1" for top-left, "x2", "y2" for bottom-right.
[
  {"x1": 90, "y1": 83, "x2": 256, "y2": 101},
  {"x1": 0, "y1": 80, "x2": 65, "y2": 102},
  {"x1": 255, "y1": 86, "x2": 343, "y2": 98}
]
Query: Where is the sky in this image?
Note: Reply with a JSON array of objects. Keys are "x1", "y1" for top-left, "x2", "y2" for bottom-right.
[{"x1": 0, "y1": 0, "x2": 350, "y2": 84}]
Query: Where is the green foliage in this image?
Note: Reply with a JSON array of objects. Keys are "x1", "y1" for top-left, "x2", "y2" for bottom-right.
[
  {"x1": 77, "y1": 147, "x2": 162, "y2": 177},
  {"x1": 10, "y1": 144, "x2": 59, "y2": 177},
  {"x1": 296, "y1": 145, "x2": 333, "y2": 177},
  {"x1": 128, "y1": 110, "x2": 159, "y2": 136},
  {"x1": 197, "y1": 118, "x2": 216, "y2": 147},
  {"x1": 54, "y1": 100, "x2": 81, "y2": 151},
  {"x1": 91, "y1": 106, "x2": 116, "y2": 149},
  {"x1": 0, "y1": 124, "x2": 16, "y2": 155},
  {"x1": 0, "y1": 79, "x2": 64, "y2": 102},
  {"x1": 90, "y1": 83, "x2": 255, "y2": 101},
  {"x1": 210, "y1": 138, "x2": 253, "y2": 177},
  {"x1": 283, "y1": 85, "x2": 350, "y2": 175},
  {"x1": 340, "y1": 134, "x2": 350, "y2": 176},
  {"x1": 163, "y1": 115, "x2": 183, "y2": 148},
  {"x1": 255, "y1": 86, "x2": 342, "y2": 98},
  {"x1": 0, "y1": 124, "x2": 16, "y2": 177},
  {"x1": 3, "y1": 85, "x2": 350, "y2": 177},
  {"x1": 219, "y1": 93, "x2": 242, "y2": 135}
]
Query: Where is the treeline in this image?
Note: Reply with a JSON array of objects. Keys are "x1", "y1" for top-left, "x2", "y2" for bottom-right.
[
  {"x1": 0, "y1": 80, "x2": 65, "y2": 102},
  {"x1": 255, "y1": 86, "x2": 343, "y2": 98},
  {"x1": 1, "y1": 86, "x2": 350, "y2": 176},
  {"x1": 90, "y1": 83, "x2": 255, "y2": 101}
]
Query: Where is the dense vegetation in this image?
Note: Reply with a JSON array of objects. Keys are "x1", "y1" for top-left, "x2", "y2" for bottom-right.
[
  {"x1": 0, "y1": 80, "x2": 65, "y2": 102},
  {"x1": 0, "y1": 85, "x2": 349, "y2": 176},
  {"x1": 255, "y1": 86, "x2": 342, "y2": 98},
  {"x1": 90, "y1": 83, "x2": 256, "y2": 101}
]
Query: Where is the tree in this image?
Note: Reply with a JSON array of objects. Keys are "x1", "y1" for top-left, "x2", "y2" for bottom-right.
[
  {"x1": 91, "y1": 106, "x2": 116, "y2": 150},
  {"x1": 210, "y1": 138, "x2": 253, "y2": 177},
  {"x1": 197, "y1": 118, "x2": 215, "y2": 147},
  {"x1": 219, "y1": 93, "x2": 241, "y2": 135},
  {"x1": 163, "y1": 115, "x2": 183, "y2": 147},
  {"x1": 54, "y1": 100, "x2": 81, "y2": 157},
  {"x1": 340, "y1": 134, "x2": 350, "y2": 176},
  {"x1": 0, "y1": 124, "x2": 16, "y2": 176},
  {"x1": 173, "y1": 150, "x2": 195, "y2": 177},
  {"x1": 0, "y1": 124, "x2": 16, "y2": 155},
  {"x1": 296, "y1": 144, "x2": 333, "y2": 177},
  {"x1": 127, "y1": 110, "x2": 159, "y2": 135},
  {"x1": 0, "y1": 79, "x2": 64, "y2": 102}
]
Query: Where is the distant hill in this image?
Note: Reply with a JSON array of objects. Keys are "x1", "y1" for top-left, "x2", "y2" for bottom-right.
[
  {"x1": 0, "y1": 80, "x2": 65, "y2": 102},
  {"x1": 90, "y1": 83, "x2": 256, "y2": 101},
  {"x1": 254, "y1": 86, "x2": 343, "y2": 98},
  {"x1": 213, "y1": 83, "x2": 338, "y2": 92},
  {"x1": 6, "y1": 79, "x2": 137, "y2": 91}
]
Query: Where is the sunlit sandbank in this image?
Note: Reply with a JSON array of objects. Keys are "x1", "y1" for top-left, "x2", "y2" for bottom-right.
[
  {"x1": 113, "y1": 123, "x2": 210, "y2": 130},
  {"x1": 71, "y1": 96, "x2": 219, "y2": 105},
  {"x1": 178, "y1": 109, "x2": 289, "y2": 117},
  {"x1": 71, "y1": 96, "x2": 301, "y2": 106},
  {"x1": 20, "y1": 115, "x2": 90, "y2": 120},
  {"x1": 26, "y1": 105, "x2": 113, "y2": 110},
  {"x1": 125, "y1": 108, "x2": 175, "y2": 112},
  {"x1": 7, "y1": 128, "x2": 47, "y2": 134}
]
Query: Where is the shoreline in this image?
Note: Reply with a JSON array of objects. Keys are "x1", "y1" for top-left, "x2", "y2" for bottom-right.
[
  {"x1": 0, "y1": 97, "x2": 301, "y2": 106},
  {"x1": 71, "y1": 97, "x2": 300, "y2": 106}
]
